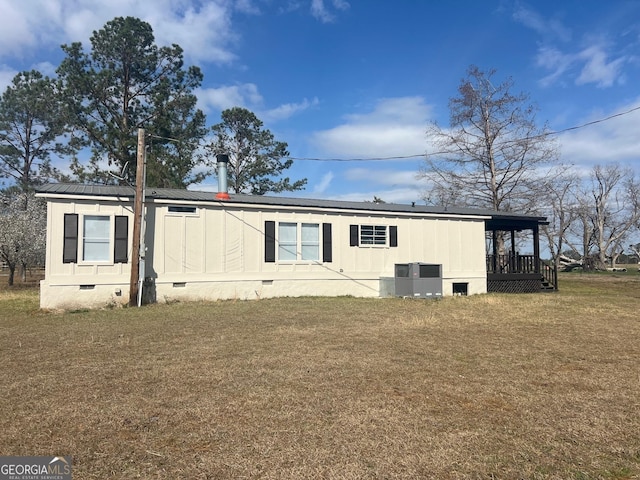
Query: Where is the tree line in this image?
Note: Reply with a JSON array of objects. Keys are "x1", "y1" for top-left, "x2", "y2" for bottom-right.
[
  {"x1": 0, "y1": 16, "x2": 306, "y2": 284},
  {"x1": 0, "y1": 16, "x2": 305, "y2": 195},
  {"x1": 419, "y1": 66, "x2": 640, "y2": 271}
]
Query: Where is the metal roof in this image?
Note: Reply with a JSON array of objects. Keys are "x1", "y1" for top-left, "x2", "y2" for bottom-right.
[{"x1": 35, "y1": 183, "x2": 547, "y2": 224}]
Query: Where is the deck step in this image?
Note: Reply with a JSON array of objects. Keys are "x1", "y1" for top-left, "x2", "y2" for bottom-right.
[{"x1": 541, "y1": 281, "x2": 556, "y2": 291}]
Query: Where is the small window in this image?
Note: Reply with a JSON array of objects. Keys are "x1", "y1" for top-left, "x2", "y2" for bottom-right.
[
  {"x1": 83, "y1": 216, "x2": 111, "y2": 261},
  {"x1": 360, "y1": 225, "x2": 387, "y2": 245},
  {"x1": 168, "y1": 205, "x2": 197, "y2": 214},
  {"x1": 453, "y1": 283, "x2": 468, "y2": 296}
]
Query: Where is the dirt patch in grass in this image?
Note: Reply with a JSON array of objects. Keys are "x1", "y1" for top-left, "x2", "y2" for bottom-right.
[{"x1": 1, "y1": 278, "x2": 639, "y2": 479}]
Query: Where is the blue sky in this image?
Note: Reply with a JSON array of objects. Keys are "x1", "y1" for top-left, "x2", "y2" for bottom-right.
[{"x1": 1, "y1": 0, "x2": 639, "y2": 203}]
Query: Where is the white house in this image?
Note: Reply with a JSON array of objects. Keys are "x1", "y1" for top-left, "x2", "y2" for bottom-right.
[{"x1": 36, "y1": 173, "x2": 553, "y2": 309}]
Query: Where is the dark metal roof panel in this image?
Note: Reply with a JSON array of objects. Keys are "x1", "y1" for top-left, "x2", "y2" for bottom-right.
[
  {"x1": 35, "y1": 184, "x2": 547, "y2": 223},
  {"x1": 36, "y1": 183, "x2": 135, "y2": 197}
]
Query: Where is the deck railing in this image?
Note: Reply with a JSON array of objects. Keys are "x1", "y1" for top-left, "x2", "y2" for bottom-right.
[
  {"x1": 486, "y1": 254, "x2": 558, "y2": 291},
  {"x1": 540, "y1": 260, "x2": 558, "y2": 290},
  {"x1": 486, "y1": 254, "x2": 538, "y2": 274}
]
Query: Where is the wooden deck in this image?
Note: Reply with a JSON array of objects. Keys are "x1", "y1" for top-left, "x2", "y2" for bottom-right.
[{"x1": 486, "y1": 255, "x2": 557, "y2": 293}]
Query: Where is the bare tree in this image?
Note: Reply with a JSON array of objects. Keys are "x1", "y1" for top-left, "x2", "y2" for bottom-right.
[
  {"x1": 586, "y1": 163, "x2": 639, "y2": 270},
  {"x1": 419, "y1": 66, "x2": 558, "y2": 214},
  {"x1": 562, "y1": 192, "x2": 594, "y2": 266},
  {"x1": 0, "y1": 193, "x2": 46, "y2": 285},
  {"x1": 539, "y1": 166, "x2": 580, "y2": 270}
]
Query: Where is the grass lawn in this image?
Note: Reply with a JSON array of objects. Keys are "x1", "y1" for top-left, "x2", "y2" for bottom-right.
[{"x1": 1, "y1": 273, "x2": 639, "y2": 479}]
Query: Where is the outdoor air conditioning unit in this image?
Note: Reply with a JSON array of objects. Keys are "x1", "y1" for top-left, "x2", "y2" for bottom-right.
[{"x1": 394, "y1": 263, "x2": 443, "y2": 298}]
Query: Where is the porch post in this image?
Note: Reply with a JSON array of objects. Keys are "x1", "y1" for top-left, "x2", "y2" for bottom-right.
[
  {"x1": 510, "y1": 230, "x2": 516, "y2": 272},
  {"x1": 533, "y1": 224, "x2": 540, "y2": 274},
  {"x1": 492, "y1": 229, "x2": 498, "y2": 273}
]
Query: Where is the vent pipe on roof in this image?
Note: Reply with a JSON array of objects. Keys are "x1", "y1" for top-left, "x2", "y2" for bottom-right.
[{"x1": 215, "y1": 154, "x2": 230, "y2": 200}]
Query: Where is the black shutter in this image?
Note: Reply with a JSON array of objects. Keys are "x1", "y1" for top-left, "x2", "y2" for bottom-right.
[
  {"x1": 349, "y1": 224, "x2": 359, "y2": 247},
  {"x1": 114, "y1": 216, "x2": 129, "y2": 263},
  {"x1": 63, "y1": 214, "x2": 78, "y2": 264},
  {"x1": 265, "y1": 221, "x2": 276, "y2": 262},
  {"x1": 389, "y1": 225, "x2": 398, "y2": 247},
  {"x1": 322, "y1": 223, "x2": 332, "y2": 262}
]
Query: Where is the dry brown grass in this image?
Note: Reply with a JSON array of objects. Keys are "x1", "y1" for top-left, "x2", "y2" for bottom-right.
[{"x1": 1, "y1": 274, "x2": 639, "y2": 479}]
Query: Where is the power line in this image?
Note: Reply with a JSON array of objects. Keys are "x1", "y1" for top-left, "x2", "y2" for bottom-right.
[
  {"x1": 513, "y1": 104, "x2": 640, "y2": 143},
  {"x1": 288, "y1": 154, "x2": 427, "y2": 162},
  {"x1": 145, "y1": 104, "x2": 640, "y2": 163},
  {"x1": 287, "y1": 104, "x2": 640, "y2": 162},
  {"x1": 553, "y1": 104, "x2": 640, "y2": 134}
]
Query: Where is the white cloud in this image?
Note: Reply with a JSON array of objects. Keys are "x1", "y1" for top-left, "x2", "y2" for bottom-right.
[
  {"x1": 197, "y1": 83, "x2": 263, "y2": 112},
  {"x1": 558, "y1": 99, "x2": 640, "y2": 166},
  {"x1": 310, "y1": 0, "x2": 349, "y2": 23},
  {"x1": 32, "y1": 62, "x2": 58, "y2": 77},
  {"x1": 536, "y1": 46, "x2": 573, "y2": 87},
  {"x1": 234, "y1": 0, "x2": 261, "y2": 15},
  {"x1": 312, "y1": 171, "x2": 334, "y2": 194},
  {"x1": 0, "y1": 64, "x2": 18, "y2": 91},
  {"x1": 321, "y1": 167, "x2": 426, "y2": 204},
  {"x1": 146, "y1": 2, "x2": 238, "y2": 64},
  {"x1": 0, "y1": 1, "x2": 35, "y2": 56},
  {"x1": 576, "y1": 45, "x2": 626, "y2": 88},
  {"x1": 196, "y1": 83, "x2": 320, "y2": 123},
  {"x1": 198, "y1": 84, "x2": 317, "y2": 124},
  {"x1": 513, "y1": 3, "x2": 629, "y2": 88},
  {"x1": 0, "y1": 0, "x2": 238, "y2": 65},
  {"x1": 261, "y1": 97, "x2": 319, "y2": 122},
  {"x1": 345, "y1": 167, "x2": 423, "y2": 188},
  {"x1": 535, "y1": 43, "x2": 627, "y2": 88},
  {"x1": 512, "y1": 2, "x2": 571, "y2": 42},
  {"x1": 310, "y1": 97, "x2": 431, "y2": 158},
  {"x1": 332, "y1": 187, "x2": 423, "y2": 204},
  {"x1": 0, "y1": 62, "x2": 59, "y2": 91}
]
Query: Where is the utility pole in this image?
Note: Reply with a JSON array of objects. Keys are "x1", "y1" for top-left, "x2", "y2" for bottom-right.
[{"x1": 129, "y1": 128, "x2": 145, "y2": 306}]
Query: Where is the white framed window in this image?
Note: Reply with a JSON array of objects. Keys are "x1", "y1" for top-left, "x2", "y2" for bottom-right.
[
  {"x1": 83, "y1": 215, "x2": 111, "y2": 261},
  {"x1": 350, "y1": 224, "x2": 397, "y2": 248},
  {"x1": 277, "y1": 222, "x2": 320, "y2": 262},
  {"x1": 360, "y1": 225, "x2": 387, "y2": 245}
]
